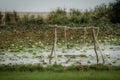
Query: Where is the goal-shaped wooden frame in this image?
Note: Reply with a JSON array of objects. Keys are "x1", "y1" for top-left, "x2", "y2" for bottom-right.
[{"x1": 49, "y1": 25, "x2": 105, "y2": 64}]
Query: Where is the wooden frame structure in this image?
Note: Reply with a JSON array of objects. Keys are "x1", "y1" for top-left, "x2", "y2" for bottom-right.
[{"x1": 49, "y1": 25, "x2": 105, "y2": 64}]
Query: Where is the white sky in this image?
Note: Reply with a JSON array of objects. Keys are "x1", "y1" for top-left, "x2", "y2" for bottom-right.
[{"x1": 0, "y1": 0, "x2": 115, "y2": 12}]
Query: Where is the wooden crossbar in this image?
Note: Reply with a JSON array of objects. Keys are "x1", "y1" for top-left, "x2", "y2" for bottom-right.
[{"x1": 49, "y1": 25, "x2": 99, "y2": 30}]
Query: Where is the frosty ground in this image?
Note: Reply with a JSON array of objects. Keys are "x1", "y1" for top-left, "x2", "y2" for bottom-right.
[{"x1": 0, "y1": 44, "x2": 120, "y2": 66}]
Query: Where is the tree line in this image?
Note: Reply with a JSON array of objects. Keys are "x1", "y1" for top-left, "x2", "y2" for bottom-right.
[{"x1": 0, "y1": 0, "x2": 120, "y2": 27}]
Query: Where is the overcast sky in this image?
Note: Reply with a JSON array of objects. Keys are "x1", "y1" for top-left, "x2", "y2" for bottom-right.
[{"x1": 0, "y1": 0, "x2": 115, "y2": 12}]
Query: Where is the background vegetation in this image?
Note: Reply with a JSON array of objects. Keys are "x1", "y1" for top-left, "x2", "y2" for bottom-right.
[{"x1": 0, "y1": 0, "x2": 120, "y2": 51}]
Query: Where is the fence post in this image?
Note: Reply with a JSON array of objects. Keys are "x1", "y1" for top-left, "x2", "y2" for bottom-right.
[
  {"x1": 54, "y1": 27, "x2": 57, "y2": 64},
  {"x1": 95, "y1": 28, "x2": 105, "y2": 64},
  {"x1": 92, "y1": 29, "x2": 99, "y2": 64},
  {"x1": 49, "y1": 26, "x2": 57, "y2": 64},
  {"x1": 64, "y1": 26, "x2": 67, "y2": 49}
]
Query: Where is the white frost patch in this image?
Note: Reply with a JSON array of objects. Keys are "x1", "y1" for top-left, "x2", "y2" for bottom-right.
[{"x1": 0, "y1": 45, "x2": 120, "y2": 66}]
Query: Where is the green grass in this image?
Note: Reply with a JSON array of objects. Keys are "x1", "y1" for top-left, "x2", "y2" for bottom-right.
[
  {"x1": 0, "y1": 64, "x2": 120, "y2": 72},
  {"x1": 0, "y1": 71, "x2": 120, "y2": 80}
]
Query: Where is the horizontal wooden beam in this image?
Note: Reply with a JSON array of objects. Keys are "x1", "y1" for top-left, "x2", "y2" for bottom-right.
[{"x1": 48, "y1": 25, "x2": 99, "y2": 30}]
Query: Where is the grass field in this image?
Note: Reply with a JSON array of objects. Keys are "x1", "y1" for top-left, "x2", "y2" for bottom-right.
[{"x1": 0, "y1": 71, "x2": 120, "y2": 80}]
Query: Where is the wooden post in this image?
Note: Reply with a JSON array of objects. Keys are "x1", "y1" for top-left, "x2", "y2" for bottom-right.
[
  {"x1": 94, "y1": 28, "x2": 105, "y2": 64},
  {"x1": 96, "y1": 27, "x2": 99, "y2": 37},
  {"x1": 64, "y1": 26, "x2": 67, "y2": 49},
  {"x1": 97, "y1": 41, "x2": 105, "y2": 64},
  {"x1": 54, "y1": 27, "x2": 57, "y2": 64},
  {"x1": 92, "y1": 29, "x2": 99, "y2": 64},
  {"x1": 92, "y1": 28, "x2": 105, "y2": 64},
  {"x1": 49, "y1": 27, "x2": 57, "y2": 64},
  {"x1": 84, "y1": 27, "x2": 87, "y2": 45}
]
